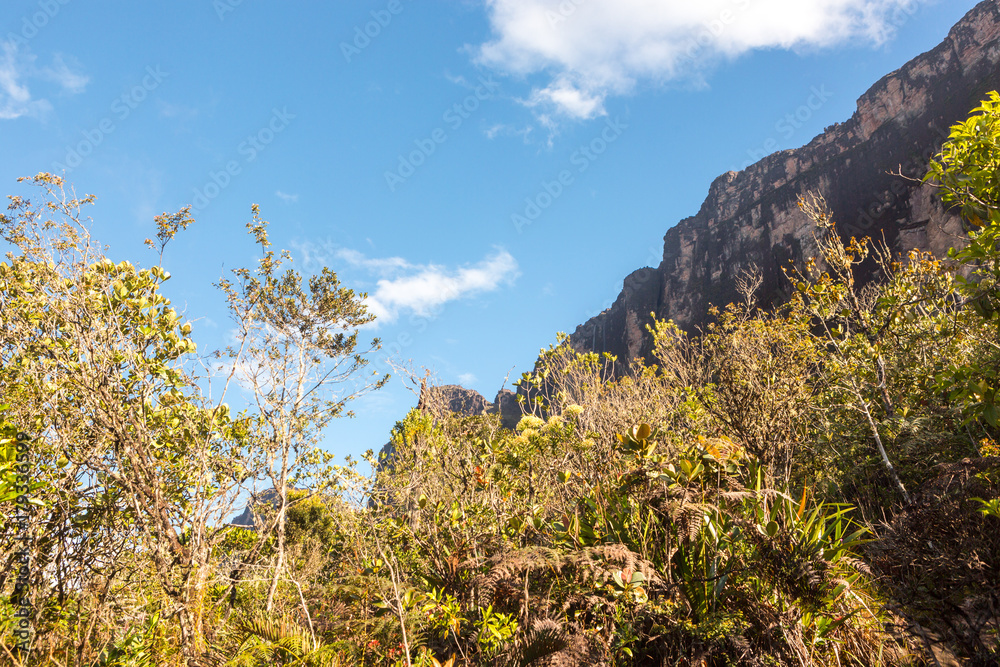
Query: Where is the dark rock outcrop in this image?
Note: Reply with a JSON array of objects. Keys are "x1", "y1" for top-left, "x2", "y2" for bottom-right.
[
  {"x1": 569, "y1": 0, "x2": 1000, "y2": 362},
  {"x1": 492, "y1": 389, "x2": 521, "y2": 430},
  {"x1": 418, "y1": 384, "x2": 522, "y2": 430},
  {"x1": 377, "y1": 384, "x2": 523, "y2": 464},
  {"x1": 418, "y1": 384, "x2": 492, "y2": 416},
  {"x1": 228, "y1": 488, "x2": 282, "y2": 529}
]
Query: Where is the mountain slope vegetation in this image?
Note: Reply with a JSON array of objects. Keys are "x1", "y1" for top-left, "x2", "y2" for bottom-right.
[{"x1": 2, "y1": 95, "x2": 1000, "y2": 667}]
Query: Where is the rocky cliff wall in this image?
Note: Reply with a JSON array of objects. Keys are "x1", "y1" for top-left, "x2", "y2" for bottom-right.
[{"x1": 569, "y1": 0, "x2": 1000, "y2": 362}]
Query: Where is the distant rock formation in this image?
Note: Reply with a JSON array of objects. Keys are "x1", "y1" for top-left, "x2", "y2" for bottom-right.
[
  {"x1": 418, "y1": 383, "x2": 491, "y2": 416},
  {"x1": 568, "y1": 0, "x2": 1000, "y2": 363},
  {"x1": 417, "y1": 383, "x2": 522, "y2": 429},
  {"x1": 377, "y1": 383, "x2": 523, "y2": 464},
  {"x1": 493, "y1": 389, "x2": 521, "y2": 429},
  {"x1": 228, "y1": 488, "x2": 282, "y2": 529}
]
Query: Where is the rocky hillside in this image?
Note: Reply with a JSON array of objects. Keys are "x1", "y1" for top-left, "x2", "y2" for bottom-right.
[
  {"x1": 569, "y1": 0, "x2": 1000, "y2": 362},
  {"x1": 377, "y1": 384, "x2": 522, "y2": 465},
  {"x1": 417, "y1": 383, "x2": 520, "y2": 429}
]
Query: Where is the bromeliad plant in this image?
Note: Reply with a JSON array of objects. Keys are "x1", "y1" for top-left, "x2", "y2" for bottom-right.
[{"x1": 541, "y1": 422, "x2": 898, "y2": 665}]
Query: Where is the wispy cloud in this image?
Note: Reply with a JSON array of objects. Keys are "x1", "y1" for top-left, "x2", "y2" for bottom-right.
[
  {"x1": 365, "y1": 249, "x2": 519, "y2": 323},
  {"x1": 458, "y1": 372, "x2": 478, "y2": 385},
  {"x1": 477, "y1": 0, "x2": 925, "y2": 120},
  {"x1": 444, "y1": 71, "x2": 470, "y2": 87},
  {"x1": 0, "y1": 40, "x2": 49, "y2": 119},
  {"x1": 39, "y1": 53, "x2": 89, "y2": 94},
  {"x1": 485, "y1": 122, "x2": 533, "y2": 143},
  {"x1": 291, "y1": 240, "x2": 520, "y2": 325},
  {"x1": 335, "y1": 248, "x2": 413, "y2": 275},
  {"x1": 0, "y1": 40, "x2": 87, "y2": 120},
  {"x1": 275, "y1": 190, "x2": 299, "y2": 204}
]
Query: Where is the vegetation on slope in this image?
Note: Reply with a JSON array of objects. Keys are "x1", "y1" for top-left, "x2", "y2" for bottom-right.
[{"x1": 1, "y1": 94, "x2": 1000, "y2": 666}]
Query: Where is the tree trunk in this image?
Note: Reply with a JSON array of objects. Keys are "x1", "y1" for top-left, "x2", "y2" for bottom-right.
[
  {"x1": 266, "y1": 429, "x2": 290, "y2": 612},
  {"x1": 853, "y1": 378, "x2": 911, "y2": 504}
]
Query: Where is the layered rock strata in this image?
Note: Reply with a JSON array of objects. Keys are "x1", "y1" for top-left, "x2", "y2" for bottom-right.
[{"x1": 570, "y1": 1, "x2": 1000, "y2": 362}]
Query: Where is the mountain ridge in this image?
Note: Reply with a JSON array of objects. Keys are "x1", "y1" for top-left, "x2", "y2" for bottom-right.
[{"x1": 566, "y1": 0, "x2": 1000, "y2": 363}]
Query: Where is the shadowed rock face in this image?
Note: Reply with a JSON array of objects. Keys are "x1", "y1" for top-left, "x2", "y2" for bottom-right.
[
  {"x1": 229, "y1": 488, "x2": 283, "y2": 529},
  {"x1": 419, "y1": 384, "x2": 491, "y2": 416},
  {"x1": 569, "y1": 0, "x2": 1000, "y2": 363},
  {"x1": 417, "y1": 384, "x2": 522, "y2": 430},
  {"x1": 492, "y1": 389, "x2": 521, "y2": 430},
  {"x1": 377, "y1": 385, "x2": 523, "y2": 464}
]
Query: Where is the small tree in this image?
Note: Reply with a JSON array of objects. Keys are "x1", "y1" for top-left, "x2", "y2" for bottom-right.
[
  {"x1": 216, "y1": 206, "x2": 387, "y2": 613},
  {"x1": 650, "y1": 292, "x2": 822, "y2": 486}
]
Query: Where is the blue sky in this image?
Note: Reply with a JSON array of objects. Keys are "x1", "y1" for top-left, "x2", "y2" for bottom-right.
[{"x1": 0, "y1": 0, "x2": 982, "y2": 459}]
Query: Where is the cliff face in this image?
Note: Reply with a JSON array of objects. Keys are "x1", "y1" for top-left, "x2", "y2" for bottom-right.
[
  {"x1": 570, "y1": 0, "x2": 1000, "y2": 362},
  {"x1": 415, "y1": 384, "x2": 520, "y2": 427},
  {"x1": 377, "y1": 384, "x2": 522, "y2": 465},
  {"x1": 419, "y1": 384, "x2": 493, "y2": 416}
]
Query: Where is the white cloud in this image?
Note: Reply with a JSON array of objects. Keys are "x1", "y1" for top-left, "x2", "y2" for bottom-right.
[
  {"x1": 477, "y1": 0, "x2": 924, "y2": 119},
  {"x1": 0, "y1": 41, "x2": 49, "y2": 119},
  {"x1": 275, "y1": 190, "x2": 299, "y2": 204},
  {"x1": 291, "y1": 241, "x2": 520, "y2": 325},
  {"x1": 290, "y1": 239, "x2": 403, "y2": 274},
  {"x1": 39, "y1": 53, "x2": 89, "y2": 94},
  {"x1": 485, "y1": 122, "x2": 534, "y2": 142},
  {"x1": 527, "y1": 76, "x2": 606, "y2": 119},
  {"x1": 335, "y1": 248, "x2": 414, "y2": 275},
  {"x1": 445, "y1": 71, "x2": 470, "y2": 87},
  {"x1": 365, "y1": 249, "x2": 519, "y2": 323},
  {"x1": 458, "y1": 372, "x2": 478, "y2": 385},
  {"x1": 0, "y1": 40, "x2": 87, "y2": 120}
]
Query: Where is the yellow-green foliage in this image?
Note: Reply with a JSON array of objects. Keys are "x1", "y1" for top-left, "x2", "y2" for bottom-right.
[{"x1": 5, "y1": 95, "x2": 1000, "y2": 666}]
